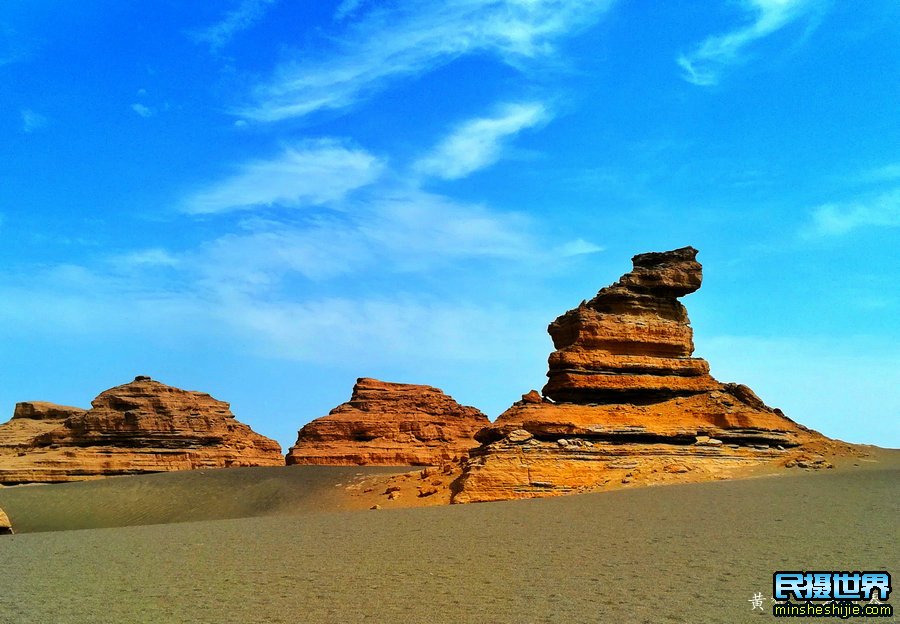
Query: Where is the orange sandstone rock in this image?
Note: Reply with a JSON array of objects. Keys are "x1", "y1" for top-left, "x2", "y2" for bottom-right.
[
  {"x1": 0, "y1": 376, "x2": 283, "y2": 484},
  {"x1": 0, "y1": 506, "x2": 12, "y2": 535},
  {"x1": 452, "y1": 247, "x2": 829, "y2": 503},
  {"x1": 286, "y1": 378, "x2": 490, "y2": 466},
  {"x1": 543, "y1": 246, "x2": 716, "y2": 402}
]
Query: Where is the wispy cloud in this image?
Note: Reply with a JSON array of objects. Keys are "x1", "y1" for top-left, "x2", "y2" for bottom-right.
[
  {"x1": 0, "y1": 264, "x2": 208, "y2": 338},
  {"x1": 21, "y1": 109, "x2": 47, "y2": 133},
  {"x1": 1, "y1": 23, "x2": 30, "y2": 67},
  {"x1": 359, "y1": 189, "x2": 535, "y2": 264},
  {"x1": 115, "y1": 248, "x2": 181, "y2": 268},
  {"x1": 414, "y1": 102, "x2": 549, "y2": 180},
  {"x1": 180, "y1": 129, "x2": 598, "y2": 281},
  {"x1": 183, "y1": 139, "x2": 385, "y2": 214},
  {"x1": 194, "y1": 188, "x2": 536, "y2": 287},
  {"x1": 0, "y1": 264, "x2": 548, "y2": 374},
  {"x1": 130, "y1": 103, "x2": 154, "y2": 118},
  {"x1": 197, "y1": 218, "x2": 374, "y2": 286},
  {"x1": 218, "y1": 295, "x2": 550, "y2": 364},
  {"x1": 193, "y1": 0, "x2": 279, "y2": 52},
  {"x1": 557, "y1": 238, "x2": 604, "y2": 257},
  {"x1": 803, "y1": 188, "x2": 900, "y2": 238},
  {"x1": 678, "y1": 0, "x2": 826, "y2": 86},
  {"x1": 334, "y1": 0, "x2": 369, "y2": 22},
  {"x1": 854, "y1": 162, "x2": 900, "y2": 185},
  {"x1": 242, "y1": 0, "x2": 615, "y2": 122}
]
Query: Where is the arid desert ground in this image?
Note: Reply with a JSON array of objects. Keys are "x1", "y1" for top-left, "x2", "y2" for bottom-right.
[{"x1": 1, "y1": 448, "x2": 897, "y2": 624}]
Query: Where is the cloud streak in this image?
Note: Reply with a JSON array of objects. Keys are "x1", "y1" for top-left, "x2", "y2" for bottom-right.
[
  {"x1": 115, "y1": 248, "x2": 181, "y2": 268},
  {"x1": 678, "y1": 0, "x2": 826, "y2": 86},
  {"x1": 804, "y1": 188, "x2": 900, "y2": 238},
  {"x1": 183, "y1": 140, "x2": 385, "y2": 214},
  {"x1": 21, "y1": 109, "x2": 47, "y2": 133},
  {"x1": 557, "y1": 238, "x2": 604, "y2": 257},
  {"x1": 855, "y1": 163, "x2": 900, "y2": 185},
  {"x1": 193, "y1": 188, "x2": 537, "y2": 289},
  {"x1": 242, "y1": 0, "x2": 615, "y2": 122},
  {"x1": 193, "y1": 0, "x2": 279, "y2": 52},
  {"x1": 1, "y1": 22, "x2": 31, "y2": 67},
  {"x1": 414, "y1": 102, "x2": 549, "y2": 180},
  {"x1": 333, "y1": 0, "x2": 369, "y2": 22}
]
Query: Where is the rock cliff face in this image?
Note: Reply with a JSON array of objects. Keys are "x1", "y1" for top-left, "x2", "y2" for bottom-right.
[
  {"x1": 286, "y1": 378, "x2": 490, "y2": 466},
  {"x1": 0, "y1": 377, "x2": 283, "y2": 484},
  {"x1": 452, "y1": 247, "x2": 829, "y2": 503}
]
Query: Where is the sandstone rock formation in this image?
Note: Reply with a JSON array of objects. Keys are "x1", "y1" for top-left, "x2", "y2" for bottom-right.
[
  {"x1": 0, "y1": 376, "x2": 283, "y2": 484},
  {"x1": 286, "y1": 378, "x2": 490, "y2": 466},
  {"x1": 543, "y1": 246, "x2": 716, "y2": 402},
  {"x1": 452, "y1": 247, "x2": 830, "y2": 503},
  {"x1": 0, "y1": 506, "x2": 12, "y2": 535}
]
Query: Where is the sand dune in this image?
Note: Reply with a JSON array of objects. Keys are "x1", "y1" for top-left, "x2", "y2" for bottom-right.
[
  {"x1": 0, "y1": 451, "x2": 897, "y2": 623},
  {"x1": 0, "y1": 465, "x2": 407, "y2": 533}
]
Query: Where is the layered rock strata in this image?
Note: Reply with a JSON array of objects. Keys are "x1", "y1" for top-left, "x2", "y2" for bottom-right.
[
  {"x1": 286, "y1": 378, "x2": 490, "y2": 466},
  {"x1": 543, "y1": 246, "x2": 716, "y2": 402},
  {"x1": 0, "y1": 376, "x2": 283, "y2": 484},
  {"x1": 452, "y1": 247, "x2": 827, "y2": 503}
]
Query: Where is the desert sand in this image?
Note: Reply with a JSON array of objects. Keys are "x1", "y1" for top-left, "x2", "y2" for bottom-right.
[{"x1": 0, "y1": 448, "x2": 896, "y2": 624}]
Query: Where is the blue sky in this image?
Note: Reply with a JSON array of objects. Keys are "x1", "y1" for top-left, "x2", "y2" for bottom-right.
[{"x1": 2, "y1": 0, "x2": 898, "y2": 451}]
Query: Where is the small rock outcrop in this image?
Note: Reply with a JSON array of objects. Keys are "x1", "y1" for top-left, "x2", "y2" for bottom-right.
[
  {"x1": 452, "y1": 247, "x2": 829, "y2": 503},
  {"x1": 0, "y1": 506, "x2": 12, "y2": 535},
  {"x1": 286, "y1": 378, "x2": 490, "y2": 466},
  {"x1": 12, "y1": 401, "x2": 87, "y2": 420},
  {"x1": 0, "y1": 377, "x2": 283, "y2": 484}
]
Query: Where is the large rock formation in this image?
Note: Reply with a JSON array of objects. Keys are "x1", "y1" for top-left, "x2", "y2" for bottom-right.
[
  {"x1": 543, "y1": 247, "x2": 717, "y2": 402},
  {"x1": 286, "y1": 378, "x2": 490, "y2": 466},
  {"x1": 452, "y1": 247, "x2": 831, "y2": 503},
  {"x1": 0, "y1": 376, "x2": 283, "y2": 484}
]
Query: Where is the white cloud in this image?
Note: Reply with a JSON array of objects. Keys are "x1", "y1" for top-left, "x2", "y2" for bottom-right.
[
  {"x1": 197, "y1": 218, "x2": 373, "y2": 286},
  {"x1": 193, "y1": 0, "x2": 279, "y2": 52},
  {"x1": 334, "y1": 0, "x2": 369, "y2": 21},
  {"x1": 0, "y1": 264, "x2": 549, "y2": 380},
  {"x1": 242, "y1": 0, "x2": 616, "y2": 121},
  {"x1": 1, "y1": 23, "x2": 30, "y2": 68},
  {"x1": 183, "y1": 140, "x2": 385, "y2": 214},
  {"x1": 803, "y1": 189, "x2": 900, "y2": 238},
  {"x1": 115, "y1": 248, "x2": 181, "y2": 268},
  {"x1": 856, "y1": 163, "x2": 900, "y2": 185},
  {"x1": 557, "y1": 238, "x2": 604, "y2": 257},
  {"x1": 678, "y1": 0, "x2": 826, "y2": 86},
  {"x1": 360, "y1": 189, "x2": 534, "y2": 263},
  {"x1": 193, "y1": 188, "x2": 535, "y2": 288},
  {"x1": 21, "y1": 109, "x2": 47, "y2": 133},
  {"x1": 414, "y1": 102, "x2": 549, "y2": 180},
  {"x1": 220, "y1": 296, "x2": 544, "y2": 363},
  {"x1": 0, "y1": 262, "x2": 202, "y2": 334},
  {"x1": 131, "y1": 103, "x2": 154, "y2": 118}
]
